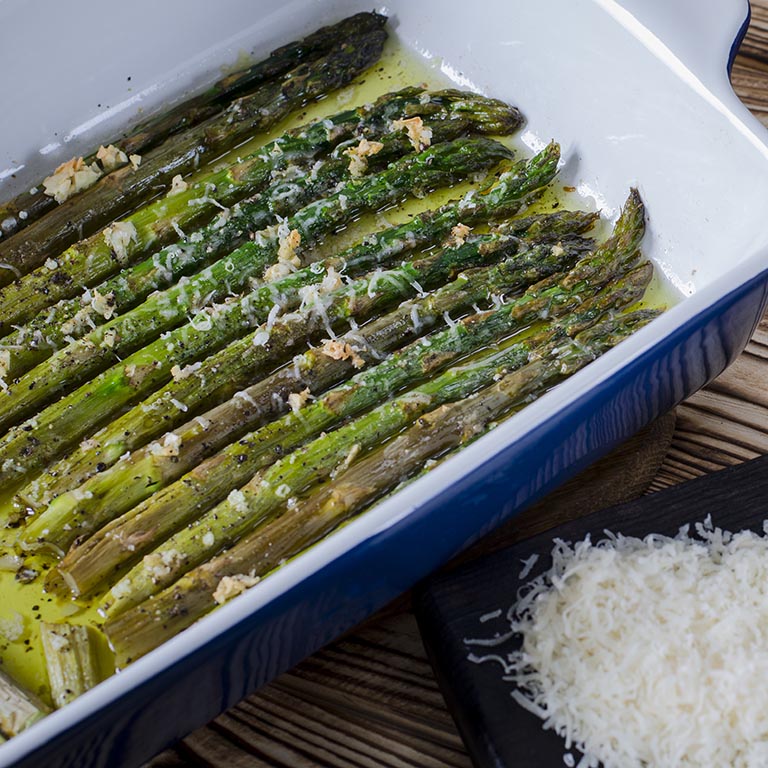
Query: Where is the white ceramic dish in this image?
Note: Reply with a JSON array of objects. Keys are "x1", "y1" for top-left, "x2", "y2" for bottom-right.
[{"x1": 0, "y1": 1, "x2": 766, "y2": 766}]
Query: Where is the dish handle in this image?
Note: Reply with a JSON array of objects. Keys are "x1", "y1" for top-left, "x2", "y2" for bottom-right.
[{"x1": 613, "y1": 0, "x2": 751, "y2": 102}]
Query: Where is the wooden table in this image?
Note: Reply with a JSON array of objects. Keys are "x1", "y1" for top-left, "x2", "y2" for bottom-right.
[{"x1": 148, "y1": 6, "x2": 768, "y2": 766}]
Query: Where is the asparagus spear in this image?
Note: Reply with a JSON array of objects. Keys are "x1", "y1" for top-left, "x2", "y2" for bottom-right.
[
  {"x1": 57, "y1": 248, "x2": 644, "y2": 600},
  {"x1": 0, "y1": 139, "x2": 513, "y2": 480},
  {"x1": 0, "y1": 12, "x2": 389, "y2": 239},
  {"x1": 92, "y1": 194, "x2": 650, "y2": 614},
  {"x1": 24, "y1": 216, "x2": 584, "y2": 524},
  {"x1": 0, "y1": 83, "x2": 488, "y2": 334},
  {"x1": 20, "y1": 236, "x2": 564, "y2": 554},
  {"x1": 35, "y1": 233, "x2": 592, "y2": 561},
  {"x1": 0, "y1": 29, "x2": 389, "y2": 285},
  {"x1": 0, "y1": 136, "x2": 513, "y2": 427},
  {"x1": 40, "y1": 623, "x2": 100, "y2": 708},
  {"x1": 101, "y1": 304, "x2": 658, "y2": 646},
  {"x1": 0, "y1": 669, "x2": 48, "y2": 737},
  {"x1": 0, "y1": 91, "x2": 523, "y2": 381}
]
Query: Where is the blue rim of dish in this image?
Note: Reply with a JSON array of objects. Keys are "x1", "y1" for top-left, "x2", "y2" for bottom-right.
[{"x1": 728, "y1": 0, "x2": 752, "y2": 75}]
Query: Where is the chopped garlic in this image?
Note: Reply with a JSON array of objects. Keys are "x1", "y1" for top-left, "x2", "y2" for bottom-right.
[
  {"x1": 550, "y1": 242, "x2": 565, "y2": 257},
  {"x1": 202, "y1": 531, "x2": 215, "y2": 548},
  {"x1": 333, "y1": 442, "x2": 361, "y2": 478},
  {"x1": 170, "y1": 361, "x2": 202, "y2": 381},
  {"x1": 103, "y1": 221, "x2": 138, "y2": 261},
  {"x1": 391, "y1": 116, "x2": 433, "y2": 151},
  {"x1": 129, "y1": 154, "x2": 142, "y2": 170},
  {"x1": 0, "y1": 349, "x2": 10, "y2": 386},
  {"x1": 79, "y1": 438, "x2": 100, "y2": 451},
  {"x1": 90, "y1": 289, "x2": 116, "y2": 320},
  {"x1": 42, "y1": 156, "x2": 102, "y2": 203},
  {"x1": 212, "y1": 573, "x2": 260, "y2": 605},
  {"x1": 96, "y1": 144, "x2": 128, "y2": 172},
  {"x1": 101, "y1": 329, "x2": 118, "y2": 348},
  {"x1": 167, "y1": 174, "x2": 188, "y2": 197},
  {"x1": 144, "y1": 549, "x2": 182, "y2": 580},
  {"x1": 287, "y1": 388, "x2": 312, "y2": 414},
  {"x1": 0, "y1": 612, "x2": 24, "y2": 642},
  {"x1": 447, "y1": 223, "x2": 471, "y2": 247},
  {"x1": 148, "y1": 432, "x2": 182, "y2": 458},
  {"x1": 278, "y1": 228, "x2": 301, "y2": 264},
  {"x1": 44, "y1": 258, "x2": 58, "y2": 271},
  {"x1": 343, "y1": 138, "x2": 384, "y2": 177},
  {"x1": 264, "y1": 228, "x2": 302, "y2": 282},
  {"x1": 320, "y1": 266, "x2": 344, "y2": 293},
  {"x1": 227, "y1": 488, "x2": 249, "y2": 514},
  {"x1": 319, "y1": 339, "x2": 365, "y2": 369}
]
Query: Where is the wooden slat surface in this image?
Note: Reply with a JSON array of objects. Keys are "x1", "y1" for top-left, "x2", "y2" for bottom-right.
[{"x1": 148, "y1": 6, "x2": 768, "y2": 766}]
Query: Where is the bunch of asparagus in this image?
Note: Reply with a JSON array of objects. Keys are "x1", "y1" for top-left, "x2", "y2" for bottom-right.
[{"x1": 0, "y1": 10, "x2": 662, "y2": 734}]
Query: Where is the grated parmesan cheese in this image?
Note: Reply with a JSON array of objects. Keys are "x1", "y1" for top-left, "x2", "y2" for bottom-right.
[
  {"x1": 391, "y1": 116, "x2": 433, "y2": 151},
  {"x1": 474, "y1": 521, "x2": 768, "y2": 768},
  {"x1": 212, "y1": 572, "x2": 260, "y2": 605},
  {"x1": 42, "y1": 156, "x2": 101, "y2": 203}
]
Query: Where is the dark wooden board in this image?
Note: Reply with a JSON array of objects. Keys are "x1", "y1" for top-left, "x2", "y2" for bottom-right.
[{"x1": 414, "y1": 453, "x2": 768, "y2": 768}]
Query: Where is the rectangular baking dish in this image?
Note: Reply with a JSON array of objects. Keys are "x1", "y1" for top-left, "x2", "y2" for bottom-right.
[{"x1": 0, "y1": 0, "x2": 766, "y2": 765}]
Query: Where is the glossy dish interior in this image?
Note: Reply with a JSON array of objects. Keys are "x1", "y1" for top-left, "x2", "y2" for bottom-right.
[{"x1": 0, "y1": 0, "x2": 767, "y2": 766}]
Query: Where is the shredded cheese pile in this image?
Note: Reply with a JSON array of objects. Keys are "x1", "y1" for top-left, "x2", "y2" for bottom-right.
[{"x1": 493, "y1": 519, "x2": 768, "y2": 767}]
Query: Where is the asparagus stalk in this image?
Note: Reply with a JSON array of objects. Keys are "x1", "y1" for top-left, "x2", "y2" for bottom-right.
[
  {"x1": 20, "y1": 153, "x2": 565, "y2": 516},
  {"x1": 21, "y1": 234, "x2": 566, "y2": 553},
  {"x1": 57, "y1": 247, "x2": 643, "y2": 600},
  {"x1": 35, "y1": 234, "x2": 592, "y2": 561},
  {"x1": 0, "y1": 138, "x2": 513, "y2": 484},
  {"x1": 0, "y1": 29, "x2": 389, "y2": 286},
  {"x1": 0, "y1": 83, "x2": 495, "y2": 334},
  {"x1": 101, "y1": 301, "x2": 658, "y2": 640},
  {"x1": 118, "y1": 14, "x2": 390, "y2": 155},
  {"x1": 139, "y1": 311, "x2": 666, "y2": 664},
  {"x1": 0, "y1": 669, "x2": 48, "y2": 737},
  {"x1": 0, "y1": 12, "x2": 389, "y2": 239},
  {"x1": 0, "y1": 91, "x2": 523, "y2": 383},
  {"x1": 0, "y1": 139, "x2": 509, "y2": 436},
  {"x1": 40, "y1": 623, "x2": 100, "y2": 708},
  {"x1": 24, "y1": 217, "x2": 583, "y2": 524}
]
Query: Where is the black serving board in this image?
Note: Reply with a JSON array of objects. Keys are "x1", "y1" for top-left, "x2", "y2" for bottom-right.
[{"x1": 413, "y1": 453, "x2": 768, "y2": 768}]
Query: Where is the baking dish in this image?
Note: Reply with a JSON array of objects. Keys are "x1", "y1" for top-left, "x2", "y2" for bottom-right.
[{"x1": 0, "y1": 0, "x2": 764, "y2": 765}]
